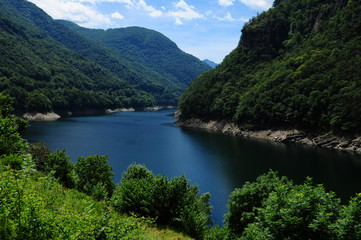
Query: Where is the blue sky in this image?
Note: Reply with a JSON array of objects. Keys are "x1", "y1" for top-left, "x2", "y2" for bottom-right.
[{"x1": 28, "y1": 0, "x2": 273, "y2": 63}]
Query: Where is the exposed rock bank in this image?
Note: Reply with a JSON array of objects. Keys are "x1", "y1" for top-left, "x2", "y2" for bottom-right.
[
  {"x1": 23, "y1": 112, "x2": 61, "y2": 121},
  {"x1": 176, "y1": 118, "x2": 361, "y2": 154},
  {"x1": 105, "y1": 108, "x2": 135, "y2": 114}
]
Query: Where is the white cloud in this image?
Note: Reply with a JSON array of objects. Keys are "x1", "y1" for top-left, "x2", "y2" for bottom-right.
[
  {"x1": 167, "y1": 0, "x2": 203, "y2": 24},
  {"x1": 137, "y1": 0, "x2": 163, "y2": 18},
  {"x1": 28, "y1": 0, "x2": 111, "y2": 28},
  {"x1": 218, "y1": 0, "x2": 235, "y2": 7},
  {"x1": 111, "y1": 11, "x2": 124, "y2": 20},
  {"x1": 239, "y1": 0, "x2": 272, "y2": 11},
  {"x1": 217, "y1": 12, "x2": 248, "y2": 22}
]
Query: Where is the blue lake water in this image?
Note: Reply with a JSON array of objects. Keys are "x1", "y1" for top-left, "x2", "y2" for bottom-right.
[{"x1": 23, "y1": 109, "x2": 361, "y2": 224}]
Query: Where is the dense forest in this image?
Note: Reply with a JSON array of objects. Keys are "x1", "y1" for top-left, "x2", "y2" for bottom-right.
[
  {"x1": 58, "y1": 21, "x2": 211, "y2": 92},
  {"x1": 0, "y1": 0, "x2": 210, "y2": 115},
  {"x1": 2, "y1": 92, "x2": 361, "y2": 239},
  {"x1": 179, "y1": 0, "x2": 361, "y2": 133}
]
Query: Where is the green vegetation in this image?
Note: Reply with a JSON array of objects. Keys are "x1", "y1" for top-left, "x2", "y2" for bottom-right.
[
  {"x1": 111, "y1": 164, "x2": 212, "y2": 239},
  {"x1": 179, "y1": 0, "x2": 361, "y2": 133},
  {"x1": 206, "y1": 170, "x2": 361, "y2": 240},
  {"x1": 0, "y1": 0, "x2": 209, "y2": 114},
  {"x1": 58, "y1": 22, "x2": 211, "y2": 92},
  {"x1": 2, "y1": 93, "x2": 361, "y2": 239}
]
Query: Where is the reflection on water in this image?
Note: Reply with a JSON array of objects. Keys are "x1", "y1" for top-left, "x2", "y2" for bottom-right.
[{"x1": 23, "y1": 110, "x2": 361, "y2": 224}]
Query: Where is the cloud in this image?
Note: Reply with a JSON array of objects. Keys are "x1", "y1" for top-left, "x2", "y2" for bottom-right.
[
  {"x1": 217, "y1": 12, "x2": 248, "y2": 22},
  {"x1": 218, "y1": 0, "x2": 235, "y2": 7},
  {"x1": 111, "y1": 11, "x2": 124, "y2": 20},
  {"x1": 28, "y1": 0, "x2": 111, "y2": 28},
  {"x1": 167, "y1": 0, "x2": 203, "y2": 24},
  {"x1": 239, "y1": 0, "x2": 273, "y2": 11},
  {"x1": 137, "y1": 0, "x2": 163, "y2": 17}
]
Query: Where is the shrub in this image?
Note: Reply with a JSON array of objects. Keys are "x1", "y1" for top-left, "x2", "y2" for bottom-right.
[
  {"x1": 28, "y1": 141, "x2": 51, "y2": 172},
  {"x1": 225, "y1": 170, "x2": 292, "y2": 236},
  {"x1": 112, "y1": 164, "x2": 212, "y2": 239},
  {"x1": 0, "y1": 154, "x2": 23, "y2": 170},
  {"x1": 74, "y1": 155, "x2": 115, "y2": 200},
  {"x1": 241, "y1": 178, "x2": 341, "y2": 240},
  {"x1": 47, "y1": 149, "x2": 75, "y2": 188}
]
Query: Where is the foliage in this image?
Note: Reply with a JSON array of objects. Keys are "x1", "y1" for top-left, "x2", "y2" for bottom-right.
[
  {"x1": 27, "y1": 141, "x2": 51, "y2": 172},
  {"x1": 241, "y1": 179, "x2": 341, "y2": 240},
  {"x1": 0, "y1": 159, "x2": 153, "y2": 240},
  {"x1": 0, "y1": 93, "x2": 27, "y2": 155},
  {"x1": 60, "y1": 24, "x2": 211, "y2": 91},
  {"x1": 111, "y1": 164, "x2": 212, "y2": 239},
  {"x1": 47, "y1": 149, "x2": 75, "y2": 189},
  {"x1": 337, "y1": 193, "x2": 361, "y2": 240},
  {"x1": 179, "y1": 0, "x2": 361, "y2": 133},
  {"x1": 74, "y1": 155, "x2": 115, "y2": 200},
  {"x1": 0, "y1": 0, "x2": 210, "y2": 112},
  {"x1": 0, "y1": 154, "x2": 23, "y2": 170},
  {"x1": 225, "y1": 170, "x2": 293, "y2": 236}
]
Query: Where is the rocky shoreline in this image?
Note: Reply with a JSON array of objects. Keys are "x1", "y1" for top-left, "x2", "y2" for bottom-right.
[
  {"x1": 21, "y1": 106, "x2": 174, "y2": 121},
  {"x1": 175, "y1": 118, "x2": 361, "y2": 154},
  {"x1": 22, "y1": 112, "x2": 61, "y2": 121}
]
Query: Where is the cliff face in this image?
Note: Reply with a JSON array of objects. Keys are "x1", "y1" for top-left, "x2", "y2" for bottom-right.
[{"x1": 178, "y1": 0, "x2": 361, "y2": 134}]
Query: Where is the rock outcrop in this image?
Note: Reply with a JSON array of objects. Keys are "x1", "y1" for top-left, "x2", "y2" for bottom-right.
[
  {"x1": 176, "y1": 118, "x2": 361, "y2": 154},
  {"x1": 22, "y1": 112, "x2": 61, "y2": 121}
]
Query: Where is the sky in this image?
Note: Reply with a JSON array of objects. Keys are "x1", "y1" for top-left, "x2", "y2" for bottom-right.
[{"x1": 27, "y1": 0, "x2": 274, "y2": 63}]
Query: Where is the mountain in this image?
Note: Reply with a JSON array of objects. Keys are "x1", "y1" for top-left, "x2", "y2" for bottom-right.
[
  {"x1": 178, "y1": 0, "x2": 361, "y2": 133},
  {"x1": 58, "y1": 21, "x2": 211, "y2": 89},
  {"x1": 0, "y1": 0, "x2": 210, "y2": 114},
  {"x1": 203, "y1": 59, "x2": 218, "y2": 68}
]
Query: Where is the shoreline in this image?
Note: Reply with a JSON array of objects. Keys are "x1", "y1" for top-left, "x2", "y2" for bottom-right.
[
  {"x1": 21, "y1": 106, "x2": 175, "y2": 121},
  {"x1": 175, "y1": 117, "x2": 361, "y2": 155}
]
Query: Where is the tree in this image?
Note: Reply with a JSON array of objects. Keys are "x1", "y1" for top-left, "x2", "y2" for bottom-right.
[
  {"x1": 28, "y1": 141, "x2": 52, "y2": 172},
  {"x1": 0, "y1": 93, "x2": 28, "y2": 156},
  {"x1": 225, "y1": 170, "x2": 292, "y2": 236},
  {"x1": 47, "y1": 149, "x2": 75, "y2": 188},
  {"x1": 241, "y1": 178, "x2": 341, "y2": 240},
  {"x1": 112, "y1": 164, "x2": 212, "y2": 240},
  {"x1": 74, "y1": 155, "x2": 115, "y2": 200}
]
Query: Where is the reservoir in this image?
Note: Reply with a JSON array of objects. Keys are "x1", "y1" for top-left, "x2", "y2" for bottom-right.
[{"x1": 23, "y1": 109, "x2": 361, "y2": 224}]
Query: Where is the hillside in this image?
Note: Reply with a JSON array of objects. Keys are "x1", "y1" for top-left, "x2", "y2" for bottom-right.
[
  {"x1": 178, "y1": 0, "x2": 361, "y2": 134},
  {"x1": 203, "y1": 59, "x2": 218, "y2": 68},
  {"x1": 58, "y1": 21, "x2": 211, "y2": 91},
  {"x1": 0, "y1": 0, "x2": 209, "y2": 114}
]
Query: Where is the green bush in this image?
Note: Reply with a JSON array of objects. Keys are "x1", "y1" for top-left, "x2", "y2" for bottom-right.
[
  {"x1": 112, "y1": 164, "x2": 212, "y2": 239},
  {"x1": 338, "y1": 193, "x2": 361, "y2": 240},
  {"x1": 0, "y1": 154, "x2": 23, "y2": 170},
  {"x1": 225, "y1": 170, "x2": 292, "y2": 236},
  {"x1": 28, "y1": 141, "x2": 52, "y2": 172},
  {"x1": 74, "y1": 155, "x2": 115, "y2": 200},
  {"x1": 241, "y1": 178, "x2": 341, "y2": 240},
  {"x1": 47, "y1": 149, "x2": 75, "y2": 188},
  {"x1": 0, "y1": 93, "x2": 28, "y2": 156}
]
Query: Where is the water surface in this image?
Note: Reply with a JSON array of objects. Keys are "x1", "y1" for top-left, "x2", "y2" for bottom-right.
[{"x1": 23, "y1": 110, "x2": 361, "y2": 224}]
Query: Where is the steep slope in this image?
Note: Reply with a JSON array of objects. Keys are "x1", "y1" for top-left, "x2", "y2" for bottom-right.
[
  {"x1": 2, "y1": 0, "x2": 184, "y2": 107},
  {"x1": 0, "y1": 0, "x2": 156, "y2": 114},
  {"x1": 57, "y1": 21, "x2": 211, "y2": 90},
  {"x1": 179, "y1": 0, "x2": 361, "y2": 133}
]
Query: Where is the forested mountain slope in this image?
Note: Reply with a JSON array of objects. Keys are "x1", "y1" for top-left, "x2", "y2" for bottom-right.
[
  {"x1": 58, "y1": 21, "x2": 211, "y2": 91},
  {"x1": 179, "y1": 0, "x2": 361, "y2": 133},
  {"x1": 0, "y1": 0, "x2": 209, "y2": 114},
  {"x1": 0, "y1": 0, "x2": 147, "y2": 114}
]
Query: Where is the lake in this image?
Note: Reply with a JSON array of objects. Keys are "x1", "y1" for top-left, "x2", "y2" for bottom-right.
[{"x1": 23, "y1": 109, "x2": 361, "y2": 224}]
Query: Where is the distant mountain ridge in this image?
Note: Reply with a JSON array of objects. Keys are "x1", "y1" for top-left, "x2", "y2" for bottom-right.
[
  {"x1": 58, "y1": 21, "x2": 211, "y2": 89},
  {"x1": 0, "y1": 0, "x2": 210, "y2": 114},
  {"x1": 203, "y1": 59, "x2": 218, "y2": 68},
  {"x1": 179, "y1": 0, "x2": 361, "y2": 133}
]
